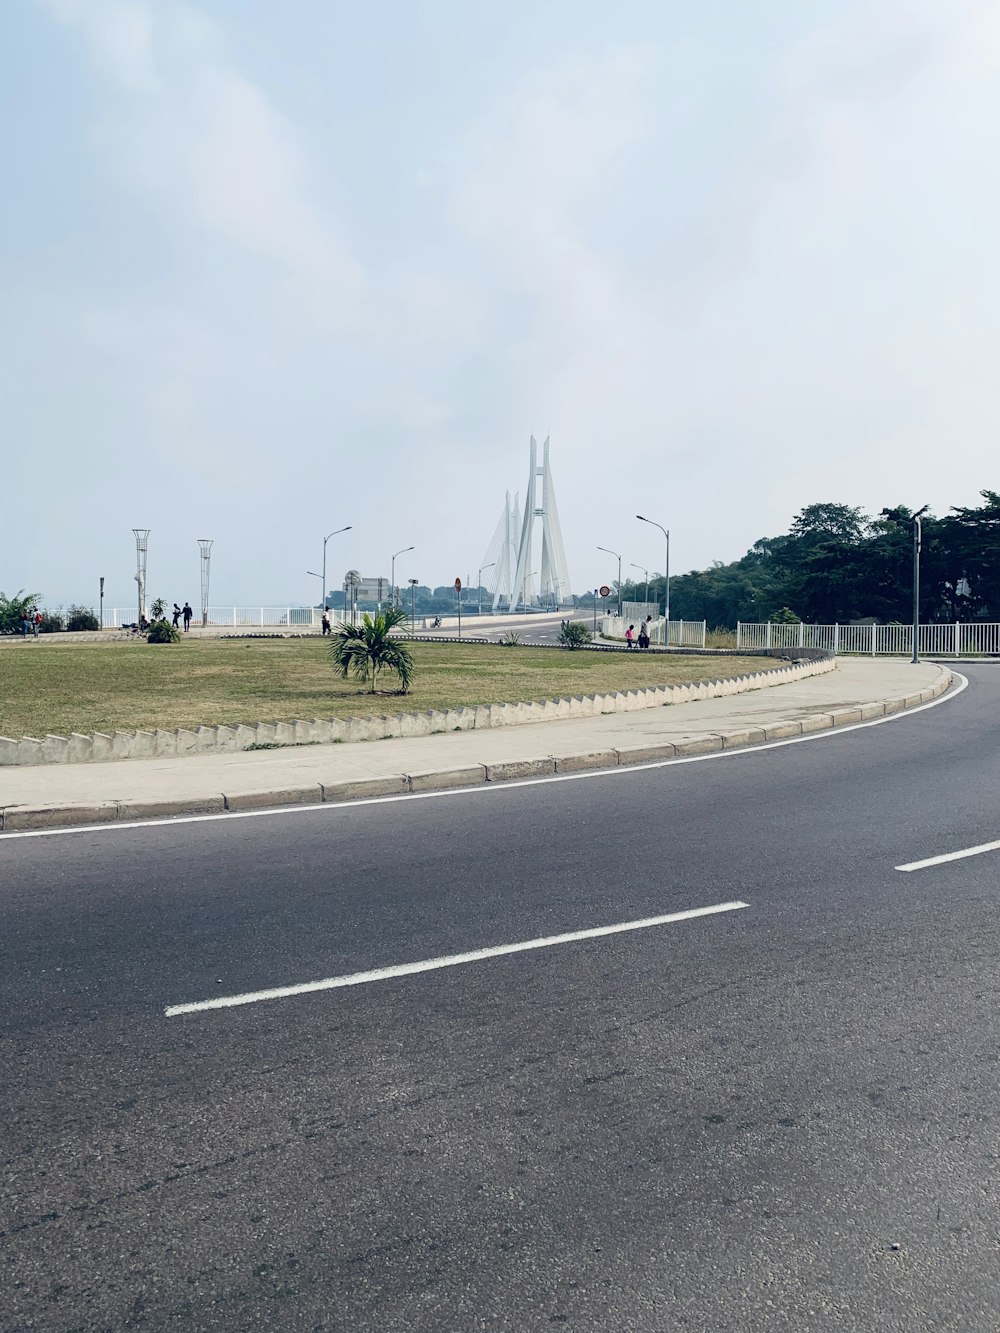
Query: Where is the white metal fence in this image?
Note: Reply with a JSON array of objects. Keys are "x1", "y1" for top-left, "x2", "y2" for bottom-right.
[
  {"x1": 602, "y1": 616, "x2": 706, "y2": 648},
  {"x1": 736, "y1": 621, "x2": 1000, "y2": 656},
  {"x1": 103, "y1": 606, "x2": 328, "y2": 629}
]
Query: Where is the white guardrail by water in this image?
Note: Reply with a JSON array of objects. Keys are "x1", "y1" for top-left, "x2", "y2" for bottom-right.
[{"x1": 736, "y1": 621, "x2": 1000, "y2": 655}]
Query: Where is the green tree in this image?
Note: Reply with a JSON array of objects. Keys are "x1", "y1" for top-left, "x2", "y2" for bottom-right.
[
  {"x1": 0, "y1": 590, "x2": 40, "y2": 635},
  {"x1": 330, "y1": 607, "x2": 414, "y2": 693}
]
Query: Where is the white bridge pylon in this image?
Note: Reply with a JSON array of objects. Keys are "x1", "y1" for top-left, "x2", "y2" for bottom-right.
[{"x1": 483, "y1": 437, "x2": 572, "y2": 611}]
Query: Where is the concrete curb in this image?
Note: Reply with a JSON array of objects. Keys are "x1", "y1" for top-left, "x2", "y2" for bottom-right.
[
  {"x1": 0, "y1": 667, "x2": 954, "y2": 832},
  {"x1": 0, "y1": 656, "x2": 835, "y2": 768}
]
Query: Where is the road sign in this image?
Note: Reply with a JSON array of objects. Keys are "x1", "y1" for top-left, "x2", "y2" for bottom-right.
[
  {"x1": 599, "y1": 584, "x2": 611, "y2": 597},
  {"x1": 454, "y1": 578, "x2": 462, "y2": 590}
]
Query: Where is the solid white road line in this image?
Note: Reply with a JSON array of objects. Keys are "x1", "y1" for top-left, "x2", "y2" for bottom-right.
[
  {"x1": 164, "y1": 900, "x2": 749, "y2": 1017},
  {"x1": 0, "y1": 673, "x2": 968, "y2": 842},
  {"x1": 896, "y1": 838, "x2": 1000, "y2": 872}
]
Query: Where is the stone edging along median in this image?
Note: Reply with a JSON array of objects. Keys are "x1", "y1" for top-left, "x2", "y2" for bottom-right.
[
  {"x1": 0, "y1": 666, "x2": 956, "y2": 831},
  {"x1": 0, "y1": 656, "x2": 835, "y2": 769}
]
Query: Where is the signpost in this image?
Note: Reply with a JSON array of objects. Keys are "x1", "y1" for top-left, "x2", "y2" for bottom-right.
[
  {"x1": 99, "y1": 576, "x2": 105, "y2": 630},
  {"x1": 599, "y1": 584, "x2": 611, "y2": 620},
  {"x1": 455, "y1": 578, "x2": 462, "y2": 639}
]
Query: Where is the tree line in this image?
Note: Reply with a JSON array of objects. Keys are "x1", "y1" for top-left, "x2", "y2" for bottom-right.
[{"x1": 617, "y1": 493, "x2": 1000, "y2": 628}]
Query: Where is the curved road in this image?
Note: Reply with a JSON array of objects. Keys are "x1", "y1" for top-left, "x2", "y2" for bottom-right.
[{"x1": 2, "y1": 667, "x2": 998, "y2": 1331}]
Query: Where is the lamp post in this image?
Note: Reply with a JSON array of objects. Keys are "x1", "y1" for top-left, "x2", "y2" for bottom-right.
[
  {"x1": 321, "y1": 526, "x2": 352, "y2": 615},
  {"x1": 408, "y1": 577, "x2": 419, "y2": 634},
  {"x1": 637, "y1": 515, "x2": 670, "y2": 637},
  {"x1": 630, "y1": 562, "x2": 649, "y2": 608},
  {"x1": 391, "y1": 545, "x2": 415, "y2": 611},
  {"x1": 478, "y1": 562, "x2": 496, "y2": 617},
  {"x1": 912, "y1": 504, "x2": 929, "y2": 664},
  {"x1": 306, "y1": 571, "x2": 324, "y2": 618},
  {"x1": 597, "y1": 546, "x2": 622, "y2": 617}
]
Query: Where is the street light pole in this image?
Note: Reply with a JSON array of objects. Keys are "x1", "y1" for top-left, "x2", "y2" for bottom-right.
[
  {"x1": 912, "y1": 504, "x2": 929, "y2": 664},
  {"x1": 478, "y1": 562, "x2": 496, "y2": 618},
  {"x1": 597, "y1": 546, "x2": 622, "y2": 617},
  {"x1": 637, "y1": 516, "x2": 670, "y2": 639},
  {"x1": 408, "y1": 578, "x2": 419, "y2": 634},
  {"x1": 391, "y1": 545, "x2": 415, "y2": 612},
  {"x1": 322, "y1": 526, "x2": 352, "y2": 617},
  {"x1": 630, "y1": 562, "x2": 649, "y2": 608}
]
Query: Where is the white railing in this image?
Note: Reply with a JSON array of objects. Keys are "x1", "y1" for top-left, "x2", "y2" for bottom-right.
[
  {"x1": 602, "y1": 617, "x2": 706, "y2": 648},
  {"x1": 736, "y1": 621, "x2": 1000, "y2": 656},
  {"x1": 102, "y1": 606, "x2": 330, "y2": 629}
]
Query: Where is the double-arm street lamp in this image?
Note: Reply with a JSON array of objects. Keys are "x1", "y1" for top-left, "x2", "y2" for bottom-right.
[
  {"x1": 630, "y1": 562, "x2": 649, "y2": 607},
  {"x1": 912, "y1": 504, "x2": 929, "y2": 664},
  {"x1": 321, "y1": 526, "x2": 352, "y2": 613},
  {"x1": 597, "y1": 545, "x2": 623, "y2": 616},
  {"x1": 637, "y1": 515, "x2": 670, "y2": 627},
  {"x1": 391, "y1": 545, "x2": 415, "y2": 610}
]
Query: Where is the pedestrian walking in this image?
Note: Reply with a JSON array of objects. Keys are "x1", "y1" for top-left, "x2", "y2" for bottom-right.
[
  {"x1": 20, "y1": 612, "x2": 30, "y2": 638},
  {"x1": 638, "y1": 614, "x2": 651, "y2": 650},
  {"x1": 182, "y1": 602, "x2": 193, "y2": 632},
  {"x1": 625, "y1": 623, "x2": 635, "y2": 650},
  {"x1": 33, "y1": 610, "x2": 42, "y2": 637},
  {"x1": 172, "y1": 603, "x2": 181, "y2": 629},
  {"x1": 321, "y1": 611, "x2": 331, "y2": 635}
]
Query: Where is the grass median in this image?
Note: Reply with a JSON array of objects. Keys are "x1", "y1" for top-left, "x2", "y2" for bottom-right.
[{"x1": 0, "y1": 637, "x2": 770, "y2": 739}]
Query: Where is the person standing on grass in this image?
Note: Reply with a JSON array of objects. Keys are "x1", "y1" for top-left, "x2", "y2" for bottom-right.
[
  {"x1": 172, "y1": 603, "x2": 181, "y2": 629},
  {"x1": 182, "y1": 602, "x2": 193, "y2": 632},
  {"x1": 626, "y1": 624, "x2": 635, "y2": 650},
  {"x1": 322, "y1": 611, "x2": 331, "y2": 635},
  {"x1": 20, "y1": 612, "x2": 30, "y2": 638}
]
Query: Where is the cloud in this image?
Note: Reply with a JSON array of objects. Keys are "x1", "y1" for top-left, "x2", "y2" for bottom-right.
[{"x1": 39, "y1": 0, "x2": 365, "y2": 324}]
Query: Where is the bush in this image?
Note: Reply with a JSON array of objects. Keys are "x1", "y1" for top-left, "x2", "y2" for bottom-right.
[
  {"x1": 558, "y1": 619, "x2": 592, "y2": 650},
  {"x1": 498, "y1": 631, "x2": 523, "y2": 647},
  {"x1": 147, "y1": 618, "x2": 181, "y2": 644},
  {"x1": 150, "y1": 597, "x2": 167, "y2": 620},
  {"x1": 39, "y1": 610, "x2": 64, "y2": 633},
  {"x1": 65, "y1": 605, "x2": 100, "y2": 632},
  {"x1": 769, "y1": 607, "x2": 801, "y2": 624}
]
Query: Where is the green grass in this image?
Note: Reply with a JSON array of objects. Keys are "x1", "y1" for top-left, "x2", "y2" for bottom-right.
[{"x1": 0, "y1": 637, "x2": 770, "y2": 738}]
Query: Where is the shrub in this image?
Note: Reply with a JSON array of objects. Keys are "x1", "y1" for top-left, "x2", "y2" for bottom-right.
[
  {"x1": 769, "y1": 607, "x2": 801, "y2": 624},
  {"x1": 39, "y1": 610, "x2": 64, "y2": 633},
  {"x1": 147, "y1": 618, "x2": 180, "y2": 644},
  {"x1": 65, "y1": 605, "x2": 100, "y2": 632},
  {"x1": 150, "y1": 597, "x2": 168, "y2": 621},
  {"x1": 558, "y1": 619, "x2": 592, "y2": 650},
  {"x1": 498, "y1": 630, "x2": 523, "y2": 647}
]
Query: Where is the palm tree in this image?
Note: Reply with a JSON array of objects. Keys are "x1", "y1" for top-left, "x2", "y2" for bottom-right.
[{"x1": 330, "y1": 607, "x2": 414, "y2": 693}]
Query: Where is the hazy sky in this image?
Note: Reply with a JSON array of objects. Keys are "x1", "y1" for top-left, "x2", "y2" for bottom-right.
[{"x1": 2, "y1": 0, "x2": 998, "y2": 609}]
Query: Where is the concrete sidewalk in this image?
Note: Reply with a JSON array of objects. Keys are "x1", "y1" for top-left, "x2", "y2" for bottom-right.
[{"x1": 0, "y1": 658, "x2": 953, "y2": 830}]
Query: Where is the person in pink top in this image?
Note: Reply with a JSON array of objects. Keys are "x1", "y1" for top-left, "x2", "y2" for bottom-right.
[{"x1": 625, "y1": 624, "x2": 635, "y2": 649}]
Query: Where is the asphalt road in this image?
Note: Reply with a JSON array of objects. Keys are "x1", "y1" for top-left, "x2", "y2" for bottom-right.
[{"x1": 2, "y1": 666, "x2": 999, "y2": 1332}]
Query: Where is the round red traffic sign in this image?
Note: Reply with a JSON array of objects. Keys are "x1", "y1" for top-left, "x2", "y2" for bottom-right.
[
  {"x1": 599, "y1": 584, "x2": 611, "y2": 597},
  {"x1": 454, "y1": 578, "x2": 462, "y2": 590}
]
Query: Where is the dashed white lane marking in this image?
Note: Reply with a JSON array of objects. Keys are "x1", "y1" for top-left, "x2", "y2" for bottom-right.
[
  {"x1": 165, "y1": 900, "x2": 749, "y2": 1016},
  {"x1": 896, "y1": 838, "x2": 1000, "y2": 872},
  {"x1": 0, "y1": 673, "x2": 968, "y2": 841}
]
